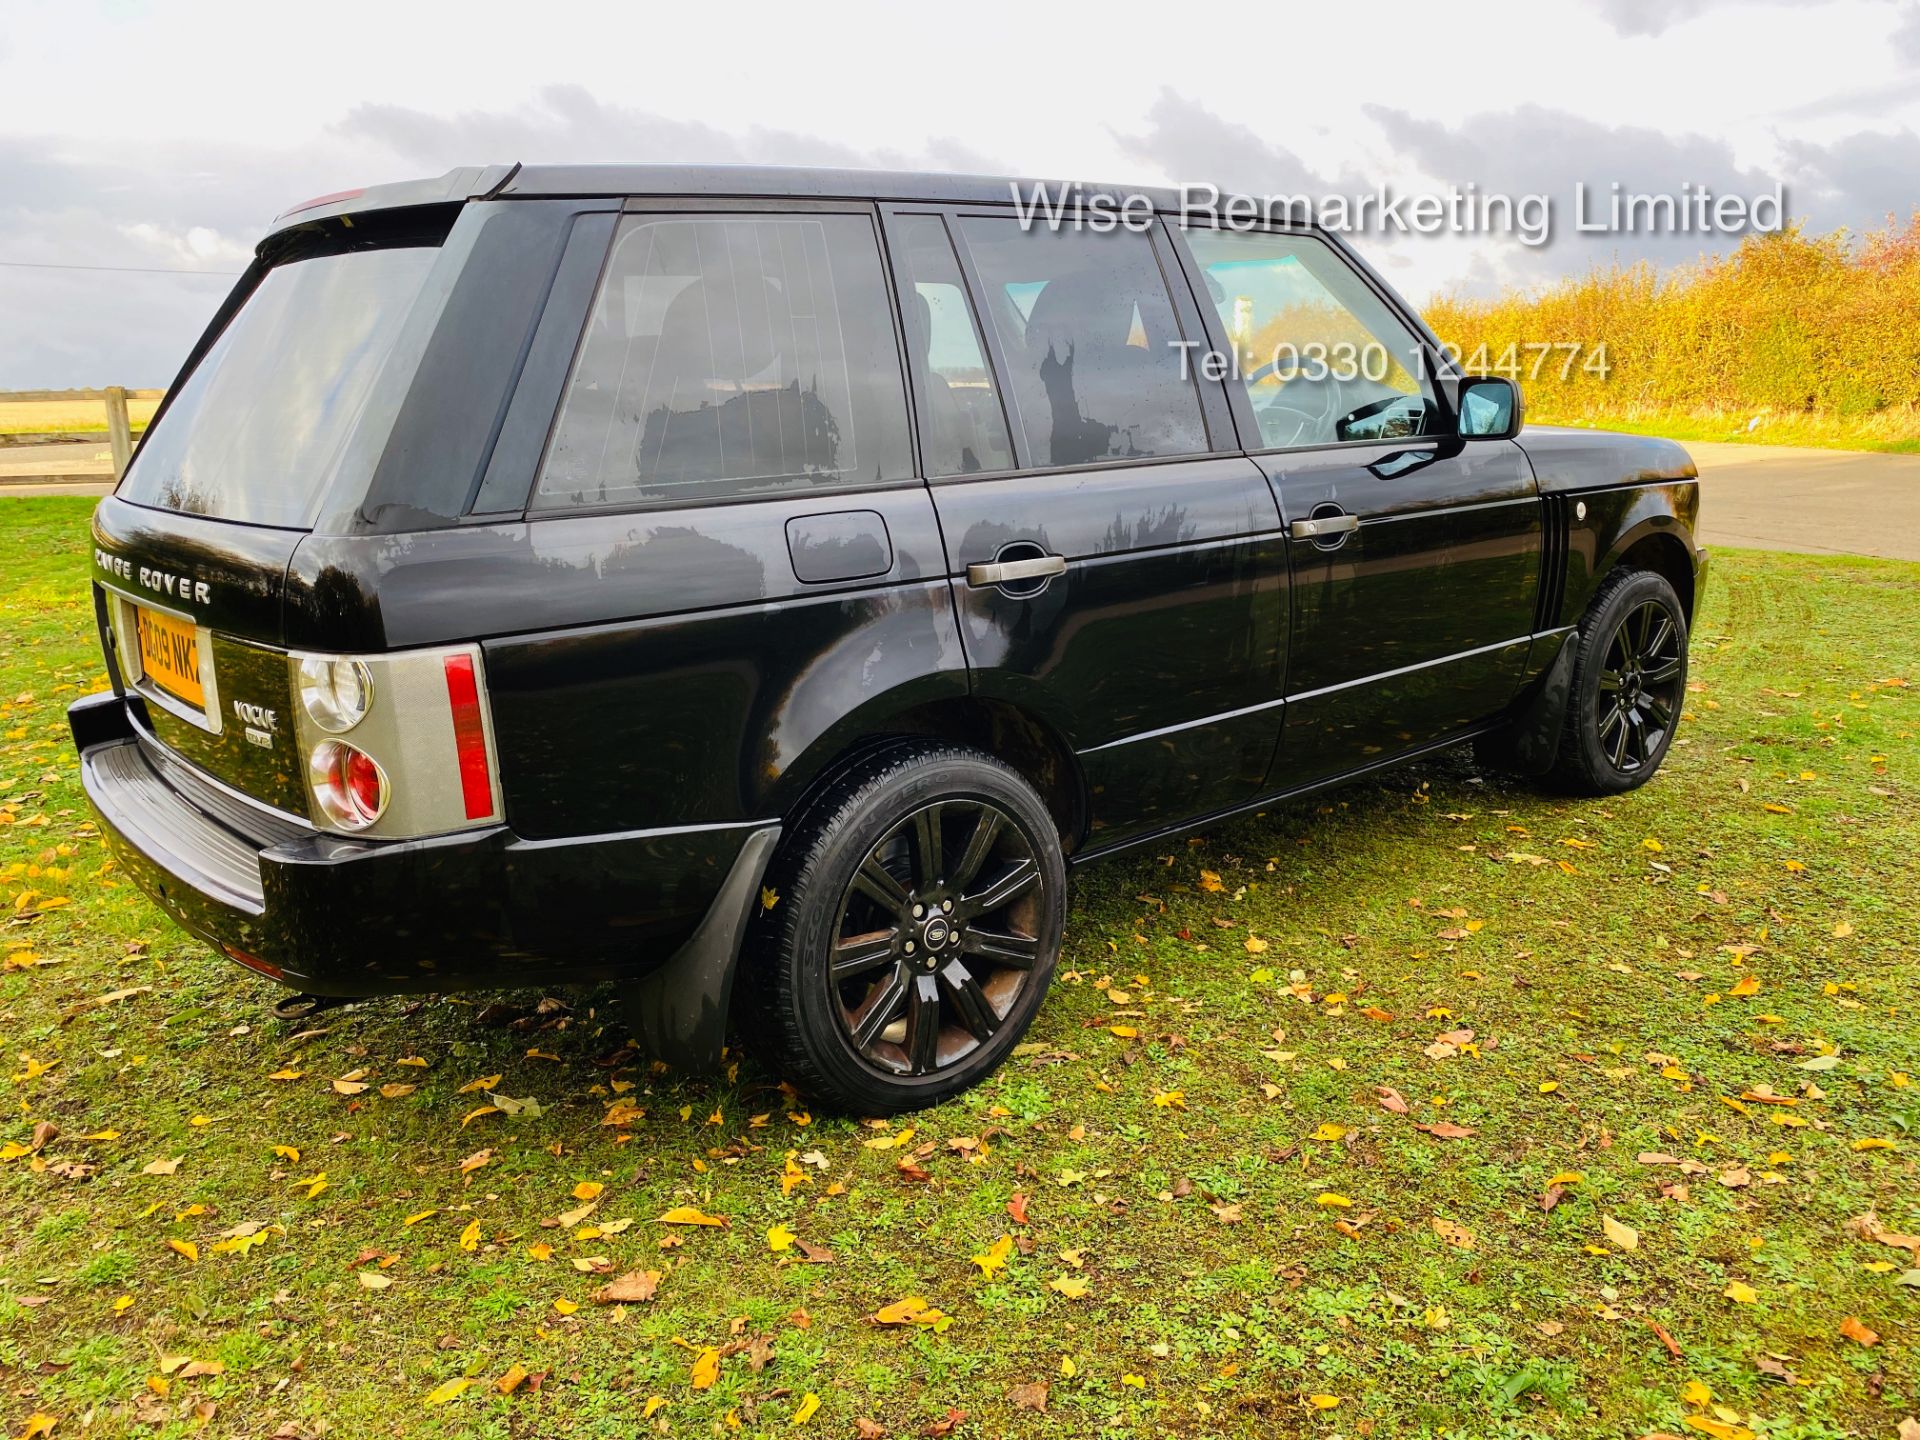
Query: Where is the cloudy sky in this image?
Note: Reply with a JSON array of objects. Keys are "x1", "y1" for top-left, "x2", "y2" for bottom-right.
[{"x1": 3, "y1": 0, "x2": 1917, "y2": 387}]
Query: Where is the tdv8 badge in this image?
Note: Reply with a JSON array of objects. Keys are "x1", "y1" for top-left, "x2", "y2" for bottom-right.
[{"x1": 232, "y1": 699, "x2": 278, "y2": 750}]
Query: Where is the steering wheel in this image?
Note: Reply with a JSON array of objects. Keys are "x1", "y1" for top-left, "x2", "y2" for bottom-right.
[{"x1": 1248, "y1": 369, "x2": 1344, "y2": 449}]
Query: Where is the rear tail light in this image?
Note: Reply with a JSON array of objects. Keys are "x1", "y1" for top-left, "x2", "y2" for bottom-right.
[
  {"x1": 308, "y1": 740, "x2": 389, "y2": 830},
  {"x1": 288, "y1": 643, "x2": 499, "y2": 839},
  {"x1": 443, "y1": 655, "x2": 494, "y2": 821},
  {"x1": 296, "y1": 656, "x2": 373, "y2": 733}
]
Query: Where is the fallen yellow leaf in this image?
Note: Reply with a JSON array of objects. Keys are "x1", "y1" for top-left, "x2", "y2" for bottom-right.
[
  {"x1": 657, "y1": 1205, "x2": 727, "y2": 1227},
  {"x1": 872, "y1": 1296, "x2": 953, "y2": 1330},
  {"x1": 423, "y1": 1377, "x2": 476, "y2": 1406},
  {"x1": 1682, "y1": 1415, "x2": 1756, "y2": 1440},
  {"x1": 971, "y1": 1234, "x2": 1013, "y2": 1279}
]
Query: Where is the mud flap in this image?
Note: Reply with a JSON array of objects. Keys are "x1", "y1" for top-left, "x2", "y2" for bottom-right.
[
  {"x1": 623, "y1": 824, "x2": 781, "y2": 1073},
  {"x1": 1505, "y1": 635, "x2": 1578, "y2": 776}
]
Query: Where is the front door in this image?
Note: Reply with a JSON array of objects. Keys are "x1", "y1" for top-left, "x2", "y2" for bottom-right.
[
  {"x1": 883, "y1": 208, "x2": 1289, "y2": 852},
  {"x1": 1175, "y1": 225, "x2": 1541, "y2": 789}
]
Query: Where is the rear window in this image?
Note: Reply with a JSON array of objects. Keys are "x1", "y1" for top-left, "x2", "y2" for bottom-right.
[
  {"x1": 118, "y1": 243, "x2": 440, "y2": 529},
  {"x1": 534, "y1": 212, "x2": 914, "y2": 510}
]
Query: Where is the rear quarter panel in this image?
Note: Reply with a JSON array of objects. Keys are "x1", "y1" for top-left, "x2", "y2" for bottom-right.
[{"x1": 286, "y1": 488, "x2": 967, "y2": 840}]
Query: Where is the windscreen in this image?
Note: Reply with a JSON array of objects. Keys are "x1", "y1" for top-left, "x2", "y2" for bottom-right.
[{"x1": 117, "y1": 242, "x2": 440, "y2": 528}]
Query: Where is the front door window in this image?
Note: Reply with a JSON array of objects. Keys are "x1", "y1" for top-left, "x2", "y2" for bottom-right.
[{"x1": 1183, "y1": 228, "x2": 1439, "y2": 450}]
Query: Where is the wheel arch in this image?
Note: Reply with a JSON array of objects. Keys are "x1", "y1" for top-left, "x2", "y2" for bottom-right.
[
  {"x1": 1571, "y1": 479, "x2": 1701, "y2": 625},
  {"x1": 1605, "y1": 525, "x2": 1698, "y2": 622},
  {"x1": 768, "y1": 694, "x2": 1088, "y2": 854}
]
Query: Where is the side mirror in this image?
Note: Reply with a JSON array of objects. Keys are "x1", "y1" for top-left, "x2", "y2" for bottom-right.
[{"x1": 1456, "y1": 375, "x2": 1523, "y2": 440}]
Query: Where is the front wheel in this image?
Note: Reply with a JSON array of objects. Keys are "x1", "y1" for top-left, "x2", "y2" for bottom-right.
[
  {"x1": 1548, "y1": 567, "x2": 1690, "y2": 795},
  {"x1": 743, "y1": 742, "x2": 1065, "y2": 1113}
]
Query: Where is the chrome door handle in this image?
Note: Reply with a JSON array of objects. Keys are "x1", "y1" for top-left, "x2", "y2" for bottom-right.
[
  {"x1": 1290, "y1": 514, "x2": 1359, "y2": 540},
  {"x1": 967, "y1": 554, "x2": 1067, "y2": 587}
]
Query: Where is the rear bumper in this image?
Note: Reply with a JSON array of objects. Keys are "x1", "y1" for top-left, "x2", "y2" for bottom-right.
[{"x1": 71, "y1": 691, "x2": 773, "y2": 998}]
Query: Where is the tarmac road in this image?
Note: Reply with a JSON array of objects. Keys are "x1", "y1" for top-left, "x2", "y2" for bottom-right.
[
  {"x1": 2, "y1": 436, "x2": 1917, "y2": 562},
  {"x1": 1685, "y1": 441, "x2": 1920, "y2": 562}
]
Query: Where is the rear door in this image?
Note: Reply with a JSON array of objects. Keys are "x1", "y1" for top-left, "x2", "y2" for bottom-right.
[
  {"x1": 485, "y1": 200, "x2": 964, "y2": 843},
  {"x1": 883, "y1": 207, "x2": 1288, "y2": 852},
  {"x1": 1173, "y1": 224, "x2": 1541, "y2": 789}
]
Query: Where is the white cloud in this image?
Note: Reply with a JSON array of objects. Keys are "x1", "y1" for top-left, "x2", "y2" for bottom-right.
[{"x1": 1, "y1": 0, "x2": 1916, "y2": 384}]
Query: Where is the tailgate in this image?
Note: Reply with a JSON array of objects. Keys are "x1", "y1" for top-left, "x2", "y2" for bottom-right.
[{"x1": 91, "y1": 496, "x2": 309, "y2": 818}]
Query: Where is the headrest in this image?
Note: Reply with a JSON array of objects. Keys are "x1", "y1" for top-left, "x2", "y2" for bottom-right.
[
  {"x1": 1024, "y1": 272, "x2": 1137, "y2": 356},
  {"x1": 656, "y1": 272, "x2": 785, "y2": 383}
]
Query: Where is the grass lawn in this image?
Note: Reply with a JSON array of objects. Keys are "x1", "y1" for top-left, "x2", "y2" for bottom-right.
[{"x1": 2, "y1": 495, "x2": 1915, "y2": 1440}]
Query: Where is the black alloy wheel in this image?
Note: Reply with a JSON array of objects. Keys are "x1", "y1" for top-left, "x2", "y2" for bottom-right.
[
  {"x1": 1594, "y1": 596, "x2": 1686, "y2": 773},
  {"x1": 1550, "y1": 566, "x2": 1690, "y2": 795},
  {"x1": 743, "y1": 742, "x2": 1066, "y2": 1113},
  {"x1": 830, "y1": 799, "x2": 1042, "y2": 1077}
]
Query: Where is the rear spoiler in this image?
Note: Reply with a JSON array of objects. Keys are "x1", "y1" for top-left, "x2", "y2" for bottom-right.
[{"x1": 267, "y1": 164, "x2": 520, "y2": 233}]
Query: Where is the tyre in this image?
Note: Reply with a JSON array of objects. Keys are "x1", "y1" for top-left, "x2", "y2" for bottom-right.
[
  {"x1": 743, "y1": 742, "x2": 1066, "y2": 1113},
  {"x1": 1547, "y1": 567, "x2": 1689, "y2": 795}
]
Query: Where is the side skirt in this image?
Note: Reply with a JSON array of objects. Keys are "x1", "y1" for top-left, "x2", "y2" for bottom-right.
[
  {"x1": 1068, "y1": 725, "x2": 1505, "y2": 869},
  {"x1": 1068, "y1": 626, "x2": 1584, "y2": 868}
]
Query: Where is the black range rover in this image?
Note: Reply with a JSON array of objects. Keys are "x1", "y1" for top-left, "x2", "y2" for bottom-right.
[{"x1": 70, "y1": 163, "x2": 1706, "y2": 1112}]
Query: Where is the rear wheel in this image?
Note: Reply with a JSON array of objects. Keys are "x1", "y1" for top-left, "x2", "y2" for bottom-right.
[
  {"x1": 1548, "y1": 567, "x2": 1689, "y2": 795},
  {"x1": 744, "y1": 742, "x2": 1065, "y2": 1113}
]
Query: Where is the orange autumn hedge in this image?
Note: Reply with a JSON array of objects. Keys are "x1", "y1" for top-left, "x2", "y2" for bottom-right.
[{"x1": 1425, "y1": 216, "x2": 1920, "y2": 430}]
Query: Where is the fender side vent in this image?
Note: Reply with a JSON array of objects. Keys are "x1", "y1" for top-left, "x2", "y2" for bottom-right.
[{"x1": 1535, "y1": 494, "x2": 1570, "y2": 631}]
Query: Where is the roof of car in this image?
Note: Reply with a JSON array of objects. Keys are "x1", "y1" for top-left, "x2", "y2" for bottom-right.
[
  {"x1": 270, "y1": 163, "x2": 1310, "y2": 231},
  {"x1": 501, "y1": 163, "x2": 1196, "y2": 211}
]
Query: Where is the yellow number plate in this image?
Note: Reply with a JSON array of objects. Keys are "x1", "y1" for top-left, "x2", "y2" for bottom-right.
[{"x1": 133, "y1": 604, "x2": 206, "y2": 709}]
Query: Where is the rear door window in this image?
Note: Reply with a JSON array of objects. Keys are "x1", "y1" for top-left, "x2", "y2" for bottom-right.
[
  {"x1": 118, "y1": 243, "x2": 441, "y2": 529},
  {"x1": 956, "y1": 218, "x2": 1207, "y2": 469},
  {"x1": 535, "y1": 212, "x2": 913, "y2": 509}
]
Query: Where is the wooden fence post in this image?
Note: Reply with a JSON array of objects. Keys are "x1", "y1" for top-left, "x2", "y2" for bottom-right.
[{"x1": 104, "y1": 386, "x2": 133, "y2": 478}]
